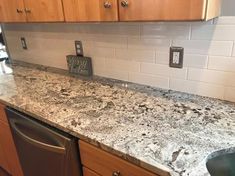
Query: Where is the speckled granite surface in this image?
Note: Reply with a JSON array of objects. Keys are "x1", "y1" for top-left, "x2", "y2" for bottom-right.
[{"x1": 0, "y1": 62, "x2": 234, "y2": 176}]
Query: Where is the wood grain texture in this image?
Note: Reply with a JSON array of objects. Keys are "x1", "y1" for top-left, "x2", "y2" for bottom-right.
[
  {"x1": 205, "y1": 0, "x2": 221, "y2": 20},
  {"x1": 0, "y1": 0, "x2": 26, "y2": 22},
  {"x1": 79, "y1": 140, "x2": 167, "y2": 176},
  {"x1": 0, "y1": 104, "x2": 23, "y2": 176},
  {"x1": 23, "y1": 0, "x2": 64, "y2": 22},
  {"x1": 0, "y1": 143, "x2": 9, "y2": 174},
  {"x1": 119, "y1": 0, "x2": 209, "y2": 21},
  {"x1": 63, "y1": 0, "x2": 118, "y2": 22},
  {"x1": 83, "y1": 167, "x2": 100, "y2": 176}
]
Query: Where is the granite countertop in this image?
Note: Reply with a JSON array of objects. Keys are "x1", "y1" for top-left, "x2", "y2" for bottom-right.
[{"x1": 0, "y1": 62, "x2": 234, "y2": 176}]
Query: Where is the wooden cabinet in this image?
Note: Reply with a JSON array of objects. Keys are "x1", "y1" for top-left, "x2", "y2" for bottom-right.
[
  {"x1": 118, "y1": 0, "x2": 221, "y2": 21},
  {"x1": 0, "y1": 0, "x2": 26, "y2": 22},
  {"x1": 83, "y1": 167, "x2": 100, "y2": 176},
  {"x1": 0, "y1": 104, "x2": 23, "y2": 176},
  {"x1": 63, "y1": 0, "x2": 118, "y2": 22},
  {"x1": 23, "y1": 0, "x2": 64, "y2": 22},
  {"x1": 0, "y1": 0, "x2": 64, "y2": 22},
  {"x1": 79, "y1": 140, "x2": 168, "y2": 176}
]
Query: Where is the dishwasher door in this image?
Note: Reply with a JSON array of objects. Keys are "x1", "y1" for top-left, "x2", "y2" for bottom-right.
[{"x1": 6, "y1": 108, "x2": 82, "y2": 176}]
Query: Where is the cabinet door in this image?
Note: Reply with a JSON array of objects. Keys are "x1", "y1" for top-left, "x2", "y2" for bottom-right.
[
  {"x1": 0, "y1": 0, "x2": 26, "y2": 22},
  {"x1": 118, "y1": 0, "x2": 208, "y2": 21},
  {"x1": 23, "y1": 0, "x2": 64, "y2": 22},
  {"x1": 63, "y1": 0, "x2": 118, "y2": 22}
]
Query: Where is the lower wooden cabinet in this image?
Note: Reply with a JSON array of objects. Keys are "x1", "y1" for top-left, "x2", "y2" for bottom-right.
[
  {"x1": 79, "y1": 140, "x2": 164, "y2": 176},
  {"x1": 0, "y1": 104, "x2": 23, "y2": 176},
  {"x1": 83, "y1": 167, "x2": 100, "y2": 176}
]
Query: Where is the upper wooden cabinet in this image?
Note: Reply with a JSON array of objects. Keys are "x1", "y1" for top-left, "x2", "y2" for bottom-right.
[
  {"x1": 0, "y1": 0, "x2": 26, "y2": 22},
  {"x1": 0, "y1": 0, "x2": 64, "y2": 22},
  {"x1": 23, "y1": 0, "x2": 64, "y2": 22},
  {"x1": 118, "y1": 0, "x2": 221, "y2": 21},
  {"x1": 63, "y1": 0, "x2": 118, "y2": 22},
  {"x1": 0, "y1": 0, "x2": 221, "y2": 22}
]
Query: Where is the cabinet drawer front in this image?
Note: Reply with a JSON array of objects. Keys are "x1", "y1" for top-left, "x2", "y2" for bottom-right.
[
  {"x1": 63, "y1": 0, "x2": 118, "y2": 22},
  {"x1": 83, "y1": 167, "x2": 100, "y2": 176},
  {"x1": 79, "y1": 141, "x2": 159, "y2": 176},
  {"x1": 119, "y1": 0, "x2": 207, "y2": 21}
]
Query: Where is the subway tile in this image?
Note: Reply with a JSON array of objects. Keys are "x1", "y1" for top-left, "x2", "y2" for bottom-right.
[
  {"x1": 92, "y1": 57, "x2": 106, "y2": 74},
  {"x1": 129, "y1": 72, "x2": 169, "y2": 89},
  {"x1": 156, "y1": 53, "x2": 208, "y2": 68},
  {"x1": 141, "y1": 24, "x2": 190, "y2": 39},
  {"x1": 172, "y1": 40, "x2": 233, "y2": 56},
  {"x1": 224, "y1": 87, "x2": 235, "y2": 102},
  {"x1": 105, "y1": 59, "x2": 140, "y2": 72},
  {"x1": 208, "y1": 56, "x2": 235, "y2": 72},
  {"x1": 188, "y1": 68, "x2": 235, "y2": 87},
  {"x1": 192, "y1": 25, "x2": 235, "y2": 40},
  {"x1": 84, "y1": 35, "x2": 128, "y2": 49},
  {"x1": 141, "y1": 63, "x2": 187, "y2": 79},
  {"x1": 104, "y1": 69, "x2": 129, "y2": 81},
  {"x1": 115, "y1": 49, "x2": 155, "y2": 63},
  {"x1": 170, "y1": 79, "x2": 224, "y2": 99},
  {"x1": 213, "y1": 16, "x2": 235, "y2": 25},
  {"x1": 84, "y1": 47, "x2": 115, "y2": 58},
  {"x1": 128, "y1": 37, "x2": 171, "y2": 52}
]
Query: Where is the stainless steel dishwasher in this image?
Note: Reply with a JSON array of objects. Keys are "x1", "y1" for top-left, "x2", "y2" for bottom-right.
[{"x1": 5, "y1": 107, "x2": 82, "y2": 176}]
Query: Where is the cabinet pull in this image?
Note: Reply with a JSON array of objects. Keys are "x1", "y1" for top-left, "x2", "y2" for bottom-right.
[
  {"x1": 104, "y1": 1, "x2": 112, "y2": 9},
  {"x1": 112, "y1": 171, "x2": 121, "y2": 176},
  {"x1": 16, "y1": 9, "x2": 24, "y2": 13},
  {"x1": 121, "y1": 0, "x2": 128, "y2": 8},
  {"x1": 25, "y1": 8, "x2": 31, "y2": 13}
]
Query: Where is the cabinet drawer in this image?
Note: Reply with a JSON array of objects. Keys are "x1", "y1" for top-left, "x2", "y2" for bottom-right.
[
  {"x1": 79, "y1": 140, "x2": 160, "y2": 176},
  {"x1": 0, "y1": 104, "x2": 8, "y2": 125},
  {"x1": 83, "y1": 167, "x2": 100, "y2": 176}
]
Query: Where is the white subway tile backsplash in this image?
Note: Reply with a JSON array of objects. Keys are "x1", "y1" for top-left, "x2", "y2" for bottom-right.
[
  {"x1": 128, "y1": 37, "x2": 171, "y2": 52},
  {"x1": 105, "y1": 59, "x2": 140, "y2": 72},
  {"x1": 115, "y1": 49, "x2": 155, "y2": 63},
  {"x1": 213, "y1": 17, "x2": 235, "y2": 25},
  {"x1": 4, "y1": 16, "x2": 235, "y2": 102},
  {"x1": 172, "y1": 40, "x2": 233, "y2": 56},
  {"x1": 141, "y1": 24, "x2": 190, "y2": 39},
  {"x1": 188, "y1": 68, "x2": 235, "y2": 87},
  {"x1": 129, "y1": 72, "x2": 169, "y2": 89},
  {"x1": 224, "y1": 87, "x2": 235, "y2": 102},
  {"x1": 192, "y1": 25, "x2": 235, "y2": 41},
  {"x1": 170, "y1": 79, "x2": 224, "y2": 99},
  {"x1": 208, "y1": 56, "x2": 235, "y2": 72},
  {"x1": 156, "y1": 53, "x2": 208, "y2": 68},
  {"x1": 141, "y1": 63, "x2": 187, "y2": 79}
]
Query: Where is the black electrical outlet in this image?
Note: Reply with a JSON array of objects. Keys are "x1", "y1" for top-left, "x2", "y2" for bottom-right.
[
  {"x1": 169, "y1": 46, "x2": 184, "y2": 68},
  {"x1": 75, "y1": 41, "x2": 84, "y2": 56},
  {"x1": 20, "y1": 37, "x2": 27, "y2": 50}
]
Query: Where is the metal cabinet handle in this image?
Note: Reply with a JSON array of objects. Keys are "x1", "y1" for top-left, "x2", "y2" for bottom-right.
[
  {"x1": 121, "y1": 0, "x2": 128, "y2": 7},
  {"x1": 112, "y1": 171, "x2": 121, "y2": 176},
  {"x1": 16, "y1": 9, "x2": 24, "y2": 13},
  {"x1": 25, "y1": 8, "x2": 31, "y2": 13},
  {"x1": 104, "y1": 1, "x2": 112, "y2": 8}
]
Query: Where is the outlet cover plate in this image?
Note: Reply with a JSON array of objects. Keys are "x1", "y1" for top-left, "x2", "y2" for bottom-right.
[
  {"x1": 20, "y1": 37, "x2": 27, "y2": 50},
  {"x1": 169, "y1": 46, "x2": 184, "y2": 68},
  {"x1": 75, "y1": 41, "x2": 84, "y2": 57}
]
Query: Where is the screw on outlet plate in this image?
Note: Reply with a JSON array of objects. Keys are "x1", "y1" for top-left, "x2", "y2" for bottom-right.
[
  {"x1": 169, "y1": 46, "x2": 184, "y2": 68},
  {"x1": 75, "y1": 41, "x2": 84, "y2": 56}
]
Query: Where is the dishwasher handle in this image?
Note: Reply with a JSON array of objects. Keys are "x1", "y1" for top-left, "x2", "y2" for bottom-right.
[{"x1": 10, "y1": 120, "x2": 66, "y2": 154}]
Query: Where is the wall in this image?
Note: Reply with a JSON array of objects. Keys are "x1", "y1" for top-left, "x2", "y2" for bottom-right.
[
  {"x1": 3, "y1": 16, "x2": 235, "y2": 102},
  {"x1": 221, "y1": 0, "x2": 235, "y2": 16}
]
